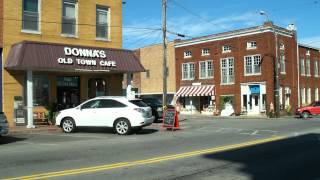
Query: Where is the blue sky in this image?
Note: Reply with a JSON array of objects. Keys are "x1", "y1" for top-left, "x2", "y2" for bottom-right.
[{"x1": 122, "y1": 0, "x2": 320, "y2": 49}]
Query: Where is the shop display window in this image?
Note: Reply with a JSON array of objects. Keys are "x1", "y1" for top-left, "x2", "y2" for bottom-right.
[
  {"x1": 88, "y1": 78, "x2": 107, "y2": 98},
  {"x1": 33, "y1": 75, "x2": 49, "y2": 106}
]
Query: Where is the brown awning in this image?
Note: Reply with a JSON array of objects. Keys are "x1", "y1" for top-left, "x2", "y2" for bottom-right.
[{"x1": 5, "y1": 41, "x2": 145, "y2": 73}]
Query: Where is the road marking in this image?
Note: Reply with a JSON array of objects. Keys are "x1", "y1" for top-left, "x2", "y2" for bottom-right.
[{"x1": 3, "y1": 136, "x2": 285, "y2": 180}]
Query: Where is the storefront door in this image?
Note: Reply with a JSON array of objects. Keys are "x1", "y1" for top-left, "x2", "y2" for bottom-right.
[
  {"x1": 57, "y1": 76, "x2": 80, "y2": 110},
  {"x1": 248, "y1": 94, "x2": 260, "y2": 115}
]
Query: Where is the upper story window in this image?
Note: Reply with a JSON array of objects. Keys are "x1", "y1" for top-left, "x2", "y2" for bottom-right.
[
  {"x1": 201, "y1": 48, "x2": 210, "y2": 56},
  {"x1": 300, "y1": 58, "x2": 305, "y2": 76},
  {"x1": 279, "y1": 43, "x2": 285, "y2": 50},
  {"x1": 315, "y1": 60, "x2": 319, "y2": 77},
  {"x1": 246, "y1": 41, "x2": 257, "y2": 50},
  {"x1": 199, "y1": 60, "x2": 213, "y2": 79},
  {"x1": 182, "y1": 63, "x2": 195, "y2": 80},
  {"x1": 244, "y1": 55, "x2": 261, "y2": 75},
  {"x1": 306, "y1": 57, "x2": 311, "y2": 76},
  {"x1": 221, "y1": 57, "x2": 234, "y2": 84},
  {"x1": 22, "y1": 0, "x2": 40, "y2": 32},
  {"x1": 96, "y1": 6, "x2": 110, "y2": 40},
  {"x1": 184, "y1": 51, "x2": 192, "y2": 58},
  {"x1": 62, "y1": 0, "x2": 78, "y2": 36},
  {"x1": 280, "y1": 53, "x2": 286, "y2": 74},
  {"x1": 222, "y1": 45, "x2": 231, "y2": 53}
]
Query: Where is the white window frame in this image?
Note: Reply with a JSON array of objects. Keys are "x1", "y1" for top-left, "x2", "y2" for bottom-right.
[
  {"x1": 222, "y1": 45, "x2": 231, "y2": 53},
  {"x1": 315, "y1": 88, "x2": 319, "y2": 101},
  {"x1": 306, "y1": 57, "x2": 311, "y2": 76},
  {"x1": 279, "y1": 43, "x2": 285, "y2": 50},
  {"x1": 184, "y1": 51, "x2": 192, "y2": 58},
  {"x1": 279, "y1": 86, "x2": 283, "y2": 106},
  {"x1": 301, "y1": 88, "x2": 306, "y2": 105},
  {"x1": 300, "y1": 58, "x2": 305, "y2": 76},
  {"x1": 201, "y1": 48, "x2": 210, "y2": 56},
  {"x1": 199, "y1": 60, "x2": 213, "y2": 79},
  {"x1": 220, "y1": 57, "x2": 234, "y2": 85},
  {"x1": 315, "y1": 60, "x2": 319, "y2": 77},
  {"x1": 246, "y1": 41, "x2": 257, "y2": 50},
  {"x1": 96, "y1": 5, "x2": 111, "y2": 41},
  {"x1": 280, "y1": 53, "x2": 286, "y2": 74},
  {"x1": 22, "y1": 0, "x2": 41, "y2": 34},
  {"x1": 182, "y1": 63, "x2": 195, "y2": 80},
  {"x1": 307, "y1": 88, "x2": 311, "y2": 104},
  {"x1": 244, "y1": 54, "x2": 261, "y2": 76},
  {"x1": 61, "y1": 0, "x2": 78, "y2": 37}
]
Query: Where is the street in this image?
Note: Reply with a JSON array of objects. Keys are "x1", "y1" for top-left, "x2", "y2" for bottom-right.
[{"x1": 1, "y1": 116, "x2": 320, "y2": 180}]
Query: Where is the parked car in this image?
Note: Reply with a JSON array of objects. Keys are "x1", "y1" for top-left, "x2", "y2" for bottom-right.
[
  {"x1": 141, "y1": 97, "x2": 163, "y2": 121},
  {"x1": 55, "y1": 96, "x2": 154, "y2": 135},
  {"x1": 296, "y1": 101, "x2": 320, "y2": 118},
  {"x1": 0, "y1": 112, "x2": 9, "y2": 136}
]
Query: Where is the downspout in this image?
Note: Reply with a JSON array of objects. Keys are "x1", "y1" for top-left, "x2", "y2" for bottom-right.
[{"x1": 296, "y1": 36, "x2": 300, "y2": 107}]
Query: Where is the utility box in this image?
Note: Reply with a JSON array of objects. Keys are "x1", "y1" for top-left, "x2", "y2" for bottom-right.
[{"x1": 14, "y1": 96, "x2": 25, "y2": 125}]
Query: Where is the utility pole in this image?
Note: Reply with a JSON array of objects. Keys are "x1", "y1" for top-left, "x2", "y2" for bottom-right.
[
  {"x1": 162, "y1": 0, "x2": 168, "y2": 106},
  {"x1": 273, "y1": 25, "x2": 280, "y2": 118}
]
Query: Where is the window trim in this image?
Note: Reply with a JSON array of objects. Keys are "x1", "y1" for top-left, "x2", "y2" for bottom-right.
[
  {"x1": 61, "y1": 0, "x2": 78, "y2": 37},
  {"x1": 96, "y1": 5, "x2": 111, "y2": 40},
  {"x1": 220, "y1": 57, "x2": 235, "y2": 85},
  {"x1": 280, "y1": 53, "x2": 286, "y2": 74},
  {"x1": 300, "y1": 58, "x2": 305, "y2": 76},
  {"x1": 199, "y1": 60, "x2": 213, "y2": 79},
  {"x1": 244, "y1": 54, "x2": 262, "y2": 76},
  {"x1": 183, "y1": 51, "x2": 192, "y2": 58},
  {"x1": 222, "y1": 45, "x2": 231, "y2": 53},
  {"x1": 201, "y1": 48, "x2": 210, "y2": 56},
  {"x1": 246, "y1": 41, "x2": 257, "y2": 50},
  {"x1": 22, "y1": 0, "x2": 41, "y2": 33},
  {"x1": 314, "y1": 60, "x2": 319, "y2": 77},
  {"x1": 181, "y1": 62, "x2": 195, "y2": 80},
  {"x1": 306, "y1": 57, "x2": 311, "y2": 77}
]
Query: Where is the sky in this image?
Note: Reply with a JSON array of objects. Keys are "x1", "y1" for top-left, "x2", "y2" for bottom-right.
[{"x1": 122, "y1": 0, "x2": 320, "y2": 50}]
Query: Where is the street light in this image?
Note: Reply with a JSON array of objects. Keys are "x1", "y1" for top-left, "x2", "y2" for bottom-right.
[{"x1": 260, "y1": 11, "x2": 280, "y2": 118}]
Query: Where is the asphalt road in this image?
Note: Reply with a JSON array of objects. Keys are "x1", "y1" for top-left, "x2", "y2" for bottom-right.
[{"x1": 1, "y1": 116, "x2": 320, "y2": 180}]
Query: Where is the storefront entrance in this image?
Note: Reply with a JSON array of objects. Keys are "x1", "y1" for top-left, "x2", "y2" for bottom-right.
[
  {"x1": 57, "y1": 76, "x2": 80, "y2": 110},
  {"x1": 249, "y1": 94, "x2": 260, "y2": 114},
  {"x1": 241, "y1": 83, "x2": 266, "y2": 115}
]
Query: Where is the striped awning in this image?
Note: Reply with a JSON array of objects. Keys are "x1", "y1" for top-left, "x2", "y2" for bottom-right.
[{"x1": 175, "y1": 85, "x2": 215, "y2": 97}]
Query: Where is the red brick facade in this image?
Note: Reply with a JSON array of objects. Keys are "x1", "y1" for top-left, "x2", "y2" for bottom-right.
[{"x1": 174, "y1": 23, "x2": 319, "y2": 115}]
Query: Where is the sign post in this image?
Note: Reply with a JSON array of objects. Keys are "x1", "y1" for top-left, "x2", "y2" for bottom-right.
[{"x1": 162, "y1": 105, "x2": 180, "y2": 130}]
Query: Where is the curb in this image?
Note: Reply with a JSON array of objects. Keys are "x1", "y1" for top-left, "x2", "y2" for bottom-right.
[{"x1": 8, "y1": 126, "x2": 62, "y2": 135}]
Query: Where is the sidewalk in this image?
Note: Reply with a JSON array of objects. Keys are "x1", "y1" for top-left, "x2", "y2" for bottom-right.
[{"x1": 8, "y1": 125, "x2": 62, "y2": 135}]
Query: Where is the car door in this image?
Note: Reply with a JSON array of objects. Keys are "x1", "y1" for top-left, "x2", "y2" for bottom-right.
[
  {"x1": 76, "y1": 99, "x2": 102, "y2": 126},
  {"x1": 96, "y1": 99, "x2": 127, "y2": 127},
  {"x1": 314, "y1": 101, "x2": 320, "y2": 115}
]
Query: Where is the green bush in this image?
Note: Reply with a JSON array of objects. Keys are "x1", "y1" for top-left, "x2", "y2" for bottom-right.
[{"x1": 220, "y1": 96, "x2": 235, "y2": 110}]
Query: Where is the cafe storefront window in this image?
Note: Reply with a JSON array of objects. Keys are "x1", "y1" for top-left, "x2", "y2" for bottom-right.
[
  {"x1": 33, "y1": 75, "x2": 49, "y2": 106},
  {"x1": 88, "y1": 78, "x2": 107, "y2": 98}
]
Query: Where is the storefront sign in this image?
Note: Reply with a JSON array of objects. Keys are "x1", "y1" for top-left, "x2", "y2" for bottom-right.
[{"x1": 57, "y1": 47, "x2": 117, "y2": 67}]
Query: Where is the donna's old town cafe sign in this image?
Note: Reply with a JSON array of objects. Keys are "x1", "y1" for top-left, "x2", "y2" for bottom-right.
[{"x1": 58, "y1": 47, "x2": 117, "y2": 67}]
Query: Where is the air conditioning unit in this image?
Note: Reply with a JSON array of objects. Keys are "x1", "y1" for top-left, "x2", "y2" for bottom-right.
[{"x1": 285, "y1": 88, "x2": 291, "y2": 94}]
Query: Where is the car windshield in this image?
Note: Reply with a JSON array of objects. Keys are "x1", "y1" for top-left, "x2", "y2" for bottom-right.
[
  {"x1": 143, "y1": 98, "x2": 162, "y2": 105},
  {"x1": 129, "y1": 100, "x2": 148, "y2": 107}
]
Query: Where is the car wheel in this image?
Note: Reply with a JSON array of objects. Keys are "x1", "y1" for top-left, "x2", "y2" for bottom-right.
[
  {"x1": 114, "y1": 118, "x2": 131, "y2": 135},
  {"x1": 61, "y1": 118, "x2": 76, "y2": 133},
  {"x1": 301, "y1": 111, "x2": 310, "y2": 119}
]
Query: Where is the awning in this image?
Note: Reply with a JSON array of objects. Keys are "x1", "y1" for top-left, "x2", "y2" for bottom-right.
[
  {"x1": 175, "y1": 85, "x2": 215, "y2": 97},
  {"x1": 5, "y1": 41, "x2": 145, "y2": 73}
]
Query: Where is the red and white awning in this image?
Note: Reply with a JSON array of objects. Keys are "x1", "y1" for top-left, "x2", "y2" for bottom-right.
[{"x1": 175, "y1": 85, "x2": 215, "y2": 97}]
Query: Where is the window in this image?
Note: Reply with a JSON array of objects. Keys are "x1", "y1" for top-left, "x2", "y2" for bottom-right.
[
  {"x1": 182, "y1": 63, "x2": 195, "y2": 80},
  {"x1": 222, "y1": 45, "x2": 231, "y2": 53},
  {"x1": 81, "y1": 100, "x2": 101, "y2": 109},
  {"x1": 300, "y1": 58, "x2": 305, "y2": 76},
  {"x1": 88, "y1": 78, "x2": 106, "y2": 98},
  {"x1": 145, "y1": 70, "x2": 150, "y2": 78},
  {"x1": 301, "y1": 88, "x2": 306, "y2": 105},
  {"x1": 199, "y1": 60, "x2": 213, "y2": 79},
  {"x1": 280, "y1": 53, "x2": 286, "y2": 74},
  {"x1": 315, "y1": 61, "x2": 319, "y2": 77},
  {"x1": 279, "y1": 87, "x2": 283, "y2": 106},
  {"x1": 62, "y1": 0, "x2": 77, "y2": 35},
  {"x1": 307, "y1": 88, "x2": 311, "y2": 104},
  {"x1": 315, "y1": 88, "x2": 319, "y2": 101},
  {"x1": 22, "y1": 0, "x2": 39, "y2": 31},
  {"x1": 33, "y1": 75, "x2": 49, "y2": 106},
  {"x1": 96, "y1": 6, "x2": 109, "y2": 39},
  {"x1": 100, "y1": 99, "x2": 126, "y2": 108},
  {"x1": 306, "y1": 57, "x2": 311, "y2": 76},
  {"x1": 201, "y1": 48, "x2": 210, "y2": 56},
  {"x1": 246, "y1": 41, "x2": 257, "y2": 49},
  {"x1": 280, "y1": 43, "x2": 285, "y2": 50},
  {"x1": 244, "y1": 55, "x2": 261, "y2": 75},
  {"x1": 184, "y1": 51, "x2": 192, "y2": 58},
  {"x1": 221, "y1": 57, "x2": 234, "y2": 84}
]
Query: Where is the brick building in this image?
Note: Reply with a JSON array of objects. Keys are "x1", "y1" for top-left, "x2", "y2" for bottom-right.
[
  {"x1": 1, "y1": 0, "x2": 144, "y2": 127},
  {"x1": 174, "y1": 22, "x2": 319, "y2": 116}
]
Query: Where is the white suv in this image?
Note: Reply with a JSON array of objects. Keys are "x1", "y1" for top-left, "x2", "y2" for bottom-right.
[{"x1": 55, "y1": 96, "x2": 154, "y2": 135}]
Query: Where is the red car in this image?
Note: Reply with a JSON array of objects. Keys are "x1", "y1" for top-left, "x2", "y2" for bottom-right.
[{"x1": 296, "y1": 101, "x2": 320, "y2": 118}]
